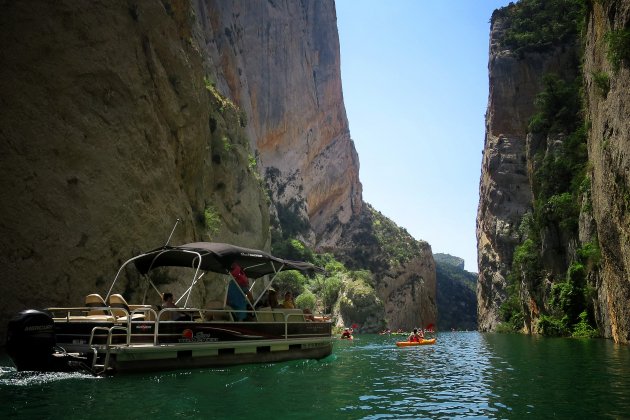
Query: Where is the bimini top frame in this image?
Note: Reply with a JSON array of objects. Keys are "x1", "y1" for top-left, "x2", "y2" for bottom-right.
[{"x1": 105, "y1": 242, "x2": 324, "y2": 307}]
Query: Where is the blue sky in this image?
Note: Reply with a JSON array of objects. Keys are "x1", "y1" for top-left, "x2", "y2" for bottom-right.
[{"x1": 336, "y1": 0, "x2": 511, "y2": 272}]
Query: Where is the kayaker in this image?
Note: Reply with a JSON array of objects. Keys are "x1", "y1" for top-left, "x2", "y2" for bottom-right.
[
  {"x1": 341, "y1": 328, "x2": 352, "y2": 339},
  {"x1": 408, "y1": 328, "x2": 424, "y2": 342}
]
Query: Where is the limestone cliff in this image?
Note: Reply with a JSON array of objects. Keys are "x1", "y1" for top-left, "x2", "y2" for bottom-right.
[
  {"x1": 196, "y1": 0, "x2": 362, "y2": 244},
  {"x1": 194, "y1": 1, "x2": 436, "y2": 331},
  {"x1": 478, "y1": 0, "x2": 630, "y2": 343},
  {"x1": 477, "y1": 6, "x2": 579, "y2": 331},
  {"x1": 583, "y1": 0, "x2": 630, "y2": 343},
  {"x1": 0, "y1": 0, "x2": 269, "y2": 337}
]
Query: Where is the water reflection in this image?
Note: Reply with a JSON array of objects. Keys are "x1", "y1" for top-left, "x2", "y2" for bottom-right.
[
  {"x1": 1, "y1": 333, "x2": 629, "y2": 419},
  {"x1": 482, "y1": 333, "x2": 630, "y2": 418}
]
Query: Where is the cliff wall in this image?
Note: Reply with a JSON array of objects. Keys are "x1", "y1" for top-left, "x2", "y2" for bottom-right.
[
  {"x1": 0, "y1": 0, "x2": 270, "y2": 336},
  {"x1": 478, "y1": 0, "x2": 630, "y2": 343},
  {"x1": 196, "y1": 0, "x2": 362, "y2": 244},
  {"x1": 477, "y1": 10, "x2": 579, "y2": 331},
  {"x1": 583, "y1": 0, "x2": 630, "y2": 343},
  {"x1": 195, "y1": 1, "x2": 437, "y2": 331}
]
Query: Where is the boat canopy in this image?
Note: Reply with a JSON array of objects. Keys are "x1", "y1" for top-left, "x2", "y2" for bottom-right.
[{"x1": 133, "y1": 242, "x2": 322, "y2": 278}]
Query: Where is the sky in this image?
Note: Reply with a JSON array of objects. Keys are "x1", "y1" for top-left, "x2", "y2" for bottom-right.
[{"x1": 336, "y1": 0, "x2": 511, "y2": 272}]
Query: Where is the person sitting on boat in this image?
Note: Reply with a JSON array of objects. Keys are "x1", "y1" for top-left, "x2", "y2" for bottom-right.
[
  {"x1": 282, "y1": 291, "x2": 295, "y2": 309},
  {"x1": 268, "y1": 288, "x2": 281, "y2": 308},
  {"x1": 303, "y1": 308, "x2": 315, "y2": 321},
  {"x1": 227, "y1": 262, "x2": 253, "y2": 321},
  {"x1": 408, "y1": 328, "x2": 424, "y2": 342},
  {"x1": 162, "y1": 292, "x2": 185, "y2": 320},
  {"x1": 340, "y1": 328, "x2": 353, "y2": 339}
]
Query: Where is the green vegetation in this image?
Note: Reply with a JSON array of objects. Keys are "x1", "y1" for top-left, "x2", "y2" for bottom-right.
[
  {"x1": 435, "y1": 255, "x2": 478, "y2": 330},
  {"x1": 605, "y1": 28, "x2": 630, "y2": 72},
  {"x1": 497, "y1": 3, "x2": 599, "y2": 336},
  {"x1": 370, "y1": 206, "x2": 421, "y2": 267},
  {"x1": 269, "y1": 237, "x2": 381, "y2": 318},
  {"x1": 203, "y1": 206, "x2": 221, "y2": 239},
  {"x1": 494, "y1": 0, "x2": 584, "y2": 55},
  {"x1": 592, "y1": 71, "x2": 610, "y2": 98}
]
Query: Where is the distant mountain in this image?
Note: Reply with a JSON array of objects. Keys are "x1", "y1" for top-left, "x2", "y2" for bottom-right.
[{"x1": 434, "y1": 253, "x2": 477, "y2": 331}]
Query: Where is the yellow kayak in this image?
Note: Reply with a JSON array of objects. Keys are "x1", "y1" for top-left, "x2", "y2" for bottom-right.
[{"x1": 395, "y1": 338, "x2": 436, "y2": 347}]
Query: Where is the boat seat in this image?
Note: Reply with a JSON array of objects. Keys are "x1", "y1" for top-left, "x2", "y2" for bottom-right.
[
  {"x1": 256, "y1": 307, "x2": 274, "y2": 322},
  {"x1": 273, "y1": 308, "x2": 305, "y2": 322},
  {"x1": 204, "y1": 300, "x2": 233, "y2": 321},
  {"x1": 85, "y1": 293, "x2": 109, "y2": 316},
  {"x1": 108, "y1": 294, "x2": 144, "y2": 321}
]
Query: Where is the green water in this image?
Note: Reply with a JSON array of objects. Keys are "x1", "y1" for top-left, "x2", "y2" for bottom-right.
[{"x1": 1, "y1": 332, "x2": 629, "y2": 419}]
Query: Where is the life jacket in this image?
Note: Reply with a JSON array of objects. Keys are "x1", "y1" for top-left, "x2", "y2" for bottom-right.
[
  {"x1": 409, "y1": 334, "x2": 420, "y2": 342},
  {"x1": 230, "y1": 264, "x2": 249, "y2": 288}
]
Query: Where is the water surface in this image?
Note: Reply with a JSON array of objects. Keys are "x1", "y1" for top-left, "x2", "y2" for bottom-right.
[{"x1": 1, "y1": 332, "x2": 629, "y2": 419}]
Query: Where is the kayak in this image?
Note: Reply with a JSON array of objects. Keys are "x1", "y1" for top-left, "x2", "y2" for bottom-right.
[
  {"x1": 395, "y1": 338, "x2": 436, "y2": 347},
  {"x1": 340, "y1": 335, "x2": 354, "y2": 340}
]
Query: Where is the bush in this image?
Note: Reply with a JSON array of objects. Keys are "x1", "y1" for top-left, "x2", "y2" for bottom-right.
[
  {"x1": 295, "y1": 290, "x2": 316, "y2": 311},
  {"x1": 572, "y1": 311, "x2": 598, "y2": 338},
  {"x1": 606, "y1": 29, "x2": 630, "y2": 72},
  {"x1": 592, "y1": 71, "x2": 610, "y2": 97},
  {"x1": 273, "y1": 270, "x2": 307, "y2": 297},
  {"x1": 204, "y1": 206, "x2": 221, "y2": 238},
  {"x1": 497, "y1": 0, "x2": 584, "y2": 55},
  {"x1": 537, "y1": 314, "x2": 569, "y2": 336}
]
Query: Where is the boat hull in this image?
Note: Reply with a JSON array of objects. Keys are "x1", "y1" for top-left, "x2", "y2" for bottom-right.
[
  {"x1": 395, "y1": 338, "x2": 436, "y2": 347},
  {"x1": 7, "y1": 309, "x2": 333, "y2": 374}
]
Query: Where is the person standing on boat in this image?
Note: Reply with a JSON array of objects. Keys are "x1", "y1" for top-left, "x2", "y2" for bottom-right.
[
  {"x1": 408, "y1": 328, "x2": 424, "y2": 342},
  {"x1": 227, "y1": 262, "x2": 252, "y2": 321}
]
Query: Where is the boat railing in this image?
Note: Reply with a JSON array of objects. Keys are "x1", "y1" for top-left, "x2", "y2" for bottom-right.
[{"x1": 51, "y1": 304, "x2": 331, "y2": 344}]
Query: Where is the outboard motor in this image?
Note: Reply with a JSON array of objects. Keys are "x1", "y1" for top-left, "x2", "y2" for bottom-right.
[{"x1": 6, "y1": 309, "x2": 57, "y2": 371}]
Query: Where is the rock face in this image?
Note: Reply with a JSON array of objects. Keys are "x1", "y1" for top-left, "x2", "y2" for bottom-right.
[
  {"x1": 478, "y1": 0, "x2": 630, "y2": 343},
  {"x1": 582, "y1": 1, "x2": 630, "y2": 343},
  {"x1": 0, "y1": 0, "x2": 437, "y2": 339},
  {"x1": 0, "y1": 0, "x2": 269, "y2": 338},
  {"x1": 332, "y1": 205, "x2": 437, "y2": 331},
  {"x1": 477, "y1": 11, "x2": 578, "y2": 331},
  {"x1": 434, "y1": 254, "x2": 477, "y2": 331},
  {"x1": 197, "y1": 0, "x2": 363, "y2": 243},
  {"x1": 196, "y1": 1, "x2": 437, "y2": 331}
]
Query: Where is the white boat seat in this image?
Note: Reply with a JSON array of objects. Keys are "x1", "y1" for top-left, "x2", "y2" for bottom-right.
[
  {"x1": 204, "y1": 300, "x2": 233, "y2": 321},
  {"x1": 256, "y1": 307, "x2": 274, "y2": 322},
  {"x1": 108, "y1": 294, "x2": 145, "y2": 320},
  {"x1": 85, "y1": 294, "x2": 109, "y2": 316},
  {"x1": 273, "y1": 308, "x2": 305, "y2": 322}
]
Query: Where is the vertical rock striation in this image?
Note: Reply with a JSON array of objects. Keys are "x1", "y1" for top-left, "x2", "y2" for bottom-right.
[
  {"x1": 477, "y1": 11, "x2": 578, "y2": 331},
  {"x1": 583, "y1": 1, "x2": 630, "y2": 343},
  {"x1": 478, "y1": 0, "x2": 630, "y2": 344},
  {"x1": 197, "y1": 0, "x2": 362, "y2": 244}
]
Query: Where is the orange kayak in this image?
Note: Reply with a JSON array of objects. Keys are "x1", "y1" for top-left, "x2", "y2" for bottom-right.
[{"x1": 395, "y1": 338, "x2": 436, "y2": 347}]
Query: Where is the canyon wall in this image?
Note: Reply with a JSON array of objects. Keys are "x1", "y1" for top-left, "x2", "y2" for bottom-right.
[
  {"x1": 0, "y1": 0, "x2": 437, "y2": 338},
  {"x1": 478, "y1": 0, "x2": 630, "y2": 343},
  {"x1": 195, "y1": 0, "x2": 436, "y2": 331},
  {"x1": 477, "y1": 9, "x2": 579, "y2": 331},
  {"x1": 0, "y1": 0, "x2": 270, "y2": 337},
  {"x1": 583, "y1": 0, "x2": 630, "y2": 343},
  {"x1": 196, "y1": 0, "x2": 362, "y2": 245}
]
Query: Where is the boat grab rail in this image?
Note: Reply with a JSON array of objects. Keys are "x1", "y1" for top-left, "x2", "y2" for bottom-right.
[{"x1": 88, "y1": 325, "x2": 129, "y2": 374}]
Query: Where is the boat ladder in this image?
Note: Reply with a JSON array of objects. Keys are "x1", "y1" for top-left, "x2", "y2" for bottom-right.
[{"x1": 88, "y1": 325, "x2": 128, "y2": 375}]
